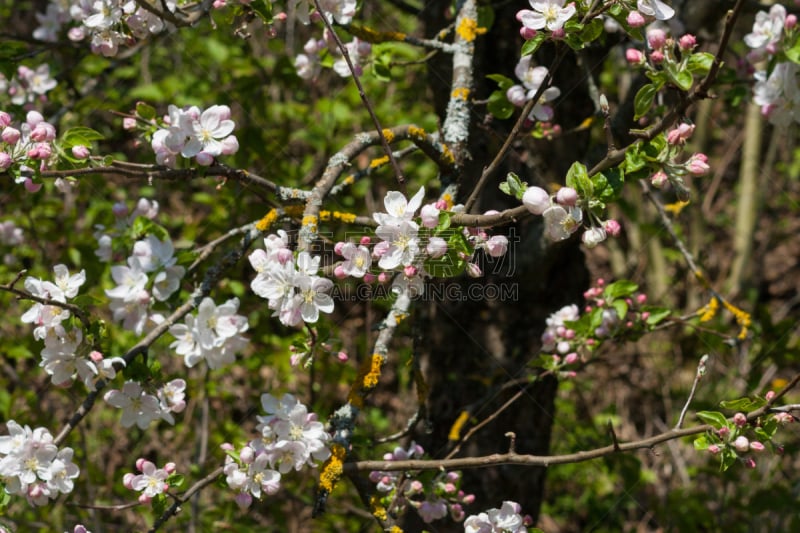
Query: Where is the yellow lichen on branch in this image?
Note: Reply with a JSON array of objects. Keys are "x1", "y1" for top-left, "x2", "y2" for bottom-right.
[
  {"x1": 370, "y1": 156, "x2": 389, "y2": 168},
  {"x1": 697, "y1": 296, "x2": 719, "y2": 322},
  {"x1": 318, "y1": 443, "x2": 346, "y2": 494},
  {"x1": 382, "y1": 128, "x2": 395, "y2": 143},
  {"x1": 451, "y1": 87, "x2": 470, "y2": 101},
  {"x1": 255, "y1": 208, "x2": 278, "y2": 232},
  {"x1": 456, "y1": 17, "x2": 486, "y2": 42},
  {"x1": 448, "y1": 410, "x2": 470, "y2": 441}
]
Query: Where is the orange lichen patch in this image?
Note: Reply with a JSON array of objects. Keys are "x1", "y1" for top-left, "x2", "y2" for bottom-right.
[
  {"x1": 370, "y1": 495, "x2": 388, "y2": 521},
  {"x1": 664, "y1": 200, "x2": 690, "y2": 215},
  {"x1": 722, "y1": 299, "x2": 752, "y2": 340},
  {"x1": 451, "y1": 87, "x2": 470, "y2": 101},
  {"x1": 318, "y1": 443, "x2": 346, "y2": 493},
  {"x1": 697, "y1": 296, "x2": 719, "y2": 322},
  {"x1": 301, "y1": 214, "x2": 318, "y2": 231},
  {"x1": 440, "y1": 144, "x2": 455, "y2": 166},
  {"x1": 408, "y1": 125, "x2": 426, "y2": 139},
  {"x1": 448, "y1": 410, "x2": 470, "y2": 441},
  {"x1": 255, "y1": 209, "x2": 278, "y2": 231},
  {"x1": 382, "y1": 129, "x2": 395, "y2": 143},
  {"x1": 456, "y1": 17, "x2": 486, "y2": 42},
  {"x1": 370, "y1": 156, "x2": 389, "y2": 169},
  {"x1": 362, "y1": 353, "x2": 384, "y2": 389}
]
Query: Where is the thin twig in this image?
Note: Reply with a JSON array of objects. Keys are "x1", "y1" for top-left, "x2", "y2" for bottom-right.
[{"x1": 676, "y1": 354, "x2": 709, "y2": 429}]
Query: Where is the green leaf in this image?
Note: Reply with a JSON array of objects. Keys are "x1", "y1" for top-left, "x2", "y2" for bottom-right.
[
  {"x1": 644, "y1": 307, "x2": 671, "y2": 325},
  {"x1": 131, "y1": 216, "x2": 170, "y2": 241},
  {"x1": 624, "y1": 144, "x2": 646, "y2": 173},
  {"x1": 0, "y1": 41, "x2": 29, "y2": 79},
  {"x1": 477, "y1": 5, "x2": 495, "y2": 32},
  {"x1": 633, "y1": 83, "x2": 657, "y2": 120},
  {"x1": 486, "y1": 74, "x2": 515, "y2": 91},
  {"x1": 249, "y1": 0, "x2": 274, "y2": 23},
  {"x1": 787, "y1": 38, "x2": 800, "y2": 64},
  {"x1": 666, "y1": 63, "x2": 693, "y2": 91},
  {"x1": 499, "y1": 172, "x2": 525, "y2": 199},
  {"x1": 719, "y1": 397, "x2": 766, "y2": 412},
  {"x1": 521, "y1": 33, "x2": 547, "y2": 57},
  {"x1": 61, "y1": 127, "x2": 105, "y2": 149},
  {"x1": 436, "y1": 211, "x2": 451, "y2": 232},
  {"x1": 612, "y1": 300, "x2": 628, "y2": 321},
  {"x1": 136, "y1": 101, "x2": 157, "y2": 121},
  {"x1": 696, "y1": 410, "x2": 729, "y2": 429},
  {"x1": 604, "y1": 280, "x2": 638, "y2": 300},
  {"x1": 693, "y1": 435, "x2": 710, "y2": 451},
  {"x1": 686, "y1": 52, "x2": 715, "y2": 76},
  {"x1": 580, "y1": 17, "x2": 604, "y2": 44},
  {"x1": 487, "y1": 90, "x2": 514, "y2": 119},
  {"x1": 720, "y1": 448, "x2": 737, "y2": 471},
  {"x1": 565, "y1": 161, "x2": 592, "y2": 197}
]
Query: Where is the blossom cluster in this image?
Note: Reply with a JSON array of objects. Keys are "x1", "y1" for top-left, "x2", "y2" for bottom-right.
[
  {"x1": 522, "y1": 183, "x2": 618, "y2": 247},
  {"x1": 250, "y1": 231, "x2": 335, "y2": 327},
  {"x1": 168, "y1": 297, "x2": 250, "y2": 369},
  {"x1": 537, "y1": 279, "x2": 667, "y2": 377},
  {"x1": 104, "y1": 233, "x2": 186, "y2": 335},
  {"x1": 369, "y1": 441, "x2": 475, "y2": 524},
  {"x1": 464, "y1": 500, "x2": 531, "y2": 532},
  {"x1": 1, "y1": 110, "x2": 81, "y2": 192},
  {"x1": 0, "y1": 64, "x2": 57, "y2": 107},
  {"x1": 516, "y1": 0, "x2": 576, "y2": 37},
  {"x1": 32, "y1": 0, "x2": 176, "y2": 57},
  {"x1": 647, "y1": 121, "x2": 710, "y2": 193},
  {"x1": 122, "y1": 458, "x2": 178, "y2": 504},
  {"x1": 104, "y1": 378, "x2": 187, "y2": 429},
  {"x1": 744, "y1": 4, "x2": 800, "y2": 128},
  {"x1": 295, "y1": 32, "x2": 372, "y2": 80},
  {"x1": 222, "y1": 393, "x2": 330, "y2": 509},
  {"x1": 506, "y1": 56, "x2": 561, "y2": 122},
  {"x1": 20, "y1": 264, "x2": 124, "y2": 389},
  {"x1": 150, "y1": 104, "x2": 239, "y2": 167},
  {"x1": 0, "y1": 421, "x2": 80, "y2": 506}
]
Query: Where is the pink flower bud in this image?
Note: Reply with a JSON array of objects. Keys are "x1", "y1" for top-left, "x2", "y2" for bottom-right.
[
  {"x1": 0, "y1": 111, "x2": 11, "y2": 128},
  {"x1": 627, "y1": 11, "x2": 646, "y2": 27},
  {"x1": 786, "y1": 14, "x2": 798, "y2": 30},
  {"x1": 717, "y1": 426, "x2": 730, "y2": 438},
  {"x1": 123, "y1": 116, "x2": 137, "y2": 129},
  {"x1": 750, "y1": 441, "x2": 765, "y2": 452},
  {"x1": 333, "y1": 265, "x2": 347, "y2": 279},
  {"x1": 461, "y1": 493, "x2": 476, "y2": 505},
  {"x1": 708, "y1": 444, "x2": 721, "y2": 455},
  {"x1": 378, "y1": 272, "x2": 390, "y2": 283},
  {"x1": 164, "y1": 462, "x2": 176, "y2": 474},
  {"x1": 556, "y1": 186, "x2": 578, "y2": 206},
  {"x1": 363, "y1": 272, "x2": 376, "y2": 283},
  {"x1": 626, "y1": 48, "x2": 645, "y2": 64},
  {"x1": 485, "y1": 235, "x2": 508, "y2": 257},
  {"x1": 564, "y1": 352, "x2": 578, "y2": 365},
  {"x1": 420, "y1": 203, "x2": 440, "y2": 228},
  {"x1": 650, "y1": 170, "x2": 668, "y2": 188},
  {"x1": 466, "y1": 262, "x2": 482, "y2": 278},
  {"x1": 733, "y1": 436, "x2": 750, "y2": 452},
  {"x1": 123, "y1": 472, "x2": 135, "y2": 489},
  {"x1": 2, "y1": 127, "x2": 21, "y2": 144},
  {"x1": 23, "y1": 178, "x2": 42, "y2": 193},
  {"x1": 647, "y1": 29, "x2": 667, "y2": 50},
  {"x1": 72, "y1": 145, "x2": 90, "y2": 159},
  {"x1": 551, "y1": 28, "x2": 565, "y2": 39},
  {"x1": 372, "y1": 240, "x2": 389, "y2": 258},
  {"x1": 636, "y1": 293, "x2": 647, "y2": 304},
  {"x1": 26, "y1": 110, "x2": 44, "y2": 126},
  {"x1": 602, "y1": 219, "x2": 621, "y2": 237},
  {"x1": 334, "y1": 241, "x2": 345, "y2": 255},
  {"x1": 520, "y1": 26, "x2": 537, "y2": 40},
  {"x1": 30, "y1": 122, "x2": 56, "y2": 141},
  {"x1": 733, "y1": 412, "x2": 747, "y2": 427},
  {"x1": 765, "y1": 390, "x2": 776, "y2": 402},
  {"x1": 641, "y1": 311, "x2": 650, "y2": 320},
  {"x1": 220, "y1": 442, "x2": 234, "y2": 451},
  {"x1": 234, "y1": 491, "x2": 252, "y2": 510},
  {"x1": 666, "y1": 123, "x2": 695, "y2": 145},
  {"x1": 0, "y1": 152, "x2": 12, "y2": 170},
  {"x1": 89, "y1": 350, "x2": 104, "y2": 362},
  {"x1": 522, "y1": 186, "x2": 550, "y2": 215},
  {"x1": 563, "y1": 329, "x2": 575, "y2": 339},
  {"x1": 687, "y1": 153, "x2": 710, "y2": 176},
  {"x1": 240, "y1": 446, "x2": 255, "y2": 464},
  {"x1": 360, "y1": 235, "x2": 371, "y2": 245},
  {"x1": 136, "y1": 458, "x2": 147, "y2": 472},
  {"x1": 426, "y1": 236, "x2": 448, "y2": 258},
  {"x1": 337, "y1": 351, "x2": 348, "y2": 362},
  {"x1": 404, "y1": 265, "x2": 418, "y2": 277},
  {"x1": 650, "y1": 50, "x2": 665, "y2": 64},
  {"x1": 679, "y1": 34, "x2": 697, "y2": 51},
  {"x1": 220, "y1": 135, "x2": 239, "y2": 155},
  {"x1": 744, "y1": 457, "x2": 756, "y2": 468}
]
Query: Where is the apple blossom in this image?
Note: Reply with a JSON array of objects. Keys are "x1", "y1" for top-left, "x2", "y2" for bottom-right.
[
  {"x1": 637, "y1": 0, "x2": 675, "y2": 21},
  {"x1": 522, "y1": 185, "x2": 550, "y2": 215},
  {"x1": 517, "y1": 0, "x2": 576, "y2": 32}
]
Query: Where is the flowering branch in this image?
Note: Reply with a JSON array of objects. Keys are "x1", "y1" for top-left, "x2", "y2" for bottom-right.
[{"x1": 1, "y1": 270, "x2": 91, "y2": 331}]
